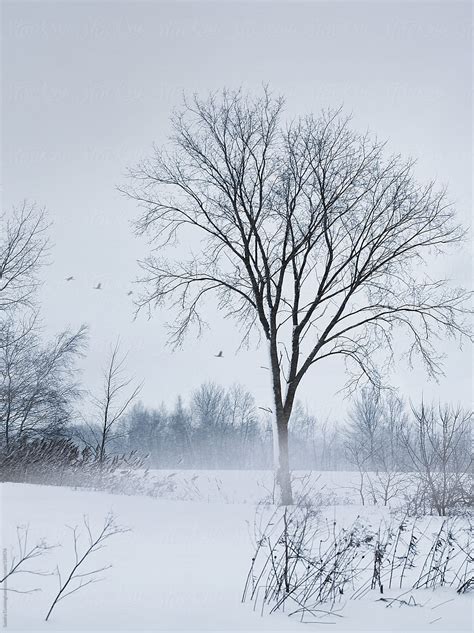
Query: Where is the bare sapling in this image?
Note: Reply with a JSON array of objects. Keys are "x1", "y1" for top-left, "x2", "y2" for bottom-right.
[
  {"x1": 0, "y1": 525, "x2": 53, "y2": 593},
  {"x1": 91, "y1": 341, "x2": 141, "y2": 466},
  {"x1": 45, "y1": 512, "x2": 129, "y2": 622}
]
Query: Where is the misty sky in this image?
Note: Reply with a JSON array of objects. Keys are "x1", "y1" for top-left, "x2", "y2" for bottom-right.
[{"x1": 2, "y1": 1, "x2": 472, "y2": 419}]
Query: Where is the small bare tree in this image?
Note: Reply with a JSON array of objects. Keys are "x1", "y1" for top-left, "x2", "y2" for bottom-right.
[
  {"x1": 345, "y1": 387, "x2": 383, "y2": 470},
  {"x1": 125, "y1": 88, "x2": 471, "y2": 504},
  {"x1": 45, "y1": 513, "x2": 128, "y2": 621},
  {"x1": 345, "y1": 389, "x2": 410, "y2": 506},
  {"x1": 403, "y1": 402, "x2": 472, "y2": 515},
  {"x1": 0, "y1": 525, "x2": 53, "y2": 591},
  {"x1": 92, "y1": 342, "x2": 141, "y2": 464}
]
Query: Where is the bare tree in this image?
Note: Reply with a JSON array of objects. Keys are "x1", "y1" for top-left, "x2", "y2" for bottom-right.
[
  {"x1": 0, "y1": 316, "x2": 87, "y2": 451},
  {"x1": 0, "y1": 313, "x2": 37, "y2": 449},
  {"x1": 403, "y1": 402, "x2": 472, "y2": 515},
  {"x1": 0, "y1": 202, "x2": 49, "y2": 312},
  {"x1": 369, "y1": 393, "x2": 410, "y2": 506},
  {"x1": 191, "y1": 382, "x2": 231, "y2": 466},
  {"x1": 125, "y1": 88, "x2": 471, "y2": 504},
  {"x1": 227, "y1": 384, "x2": 261, "y2": 467},
  {"x1": 345, "y1": 388, "x2": 411, "y2": 505},
  {"x1": 189, "y1": 382, "x2": 260, "y2": 467},
  {"x1": 345, "y1": 386, "x2": 383, "y2": 471},
  {"x1": 92, "y1": 341, "x2": 141, "y2": 464}
]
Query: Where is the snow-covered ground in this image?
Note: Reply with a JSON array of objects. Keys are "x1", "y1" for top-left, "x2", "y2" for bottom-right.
[{"x1": 1, "y1": 474, "x2": 472, "y2": 632}]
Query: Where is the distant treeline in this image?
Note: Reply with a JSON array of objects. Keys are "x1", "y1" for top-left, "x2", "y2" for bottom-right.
[{"x1": 70, "y1": 382, "x2": 351, "y2": 470}]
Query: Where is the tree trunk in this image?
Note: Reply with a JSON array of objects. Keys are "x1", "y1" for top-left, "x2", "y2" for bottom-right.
[
  {"x1": 98, "y1": 431, "x2": 106, "y2": 465},
  {"x1": 4, "y1": 419, "x2": 9, "y2": 452},
  {"x1": 268, "y1": 335, "x2": 294, "y2": 505},
  {"x1": 274, "y1": 410, "x2": 293, "y2": 505}
]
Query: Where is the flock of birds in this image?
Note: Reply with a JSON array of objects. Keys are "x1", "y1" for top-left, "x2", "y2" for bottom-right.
[{"x1": 65, "y1": 276, "x2": 223, "y2": 357}]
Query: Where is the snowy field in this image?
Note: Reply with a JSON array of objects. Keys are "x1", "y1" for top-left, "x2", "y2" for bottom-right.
[{"x1": 1, "y1": 473, "x2": 472, "y2": 632}]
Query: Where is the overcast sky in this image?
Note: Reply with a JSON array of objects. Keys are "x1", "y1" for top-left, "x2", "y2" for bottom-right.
[{"x1": 3, "y1": 1, "x2": 472, "y2": 419}]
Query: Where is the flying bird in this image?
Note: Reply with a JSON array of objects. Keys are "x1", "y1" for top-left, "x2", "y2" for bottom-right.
[
  {"x1": 65, "y1": 276, "x2": 74, "y2": 281},
  {"x1": 215, "y1": 351, "x2": 223, "y2": 358},
  {"x1": 94, "y1": 282, "x2": 102, "y2": 290},
  {"x1": 127, "y1": 290, "x2": 133, "y2": 296}
]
